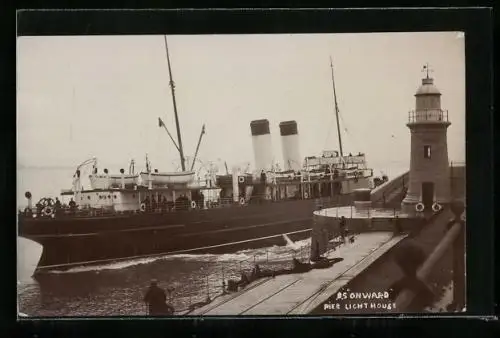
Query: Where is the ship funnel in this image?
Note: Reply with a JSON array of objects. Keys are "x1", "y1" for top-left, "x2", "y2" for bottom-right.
[
  {"x1": 279, "y1": 120, "x2": 301, "y2": 171},
  {"x1": 250, "y1": 119, "x2": 273, "y2": 173}
]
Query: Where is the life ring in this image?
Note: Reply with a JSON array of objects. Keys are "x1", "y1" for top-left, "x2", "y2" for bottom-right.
[
  {"x1": 239, "y1": 197, "x2": 245, "y2": 205},
  {"x1": 191, "y1": 200, "x2": 197, "y2": 209},
  {"x1": 43, "y1": 207, "x2": 54, "y2": 217},
  {"x1": 25, "y1": 191, "x2": 32, "y2": 199},
  {"x1": 140, "y1": 203, "x2": 146, "y2": 212},
  {"x1": 415, "y1": 203, "x2": 425, "y2": 212},
  {"x1": 304, "y1": 192, "x2": 309, "y2": 199},
  {"x1": 238, "y1": 176, "x2": 245, "y2": 184},
  {"x1": 432, "y1": 203, "x2": 442, "y2": 212}
]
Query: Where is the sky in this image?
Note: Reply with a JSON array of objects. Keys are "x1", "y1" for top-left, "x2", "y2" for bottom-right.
[{"x1": 17, "y1": 32, "x2": 465, "y2": 177}]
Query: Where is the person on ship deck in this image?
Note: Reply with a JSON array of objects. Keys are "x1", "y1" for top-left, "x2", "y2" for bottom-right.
[
  {"x1": 199, "y1": 192, "x2": 205, "y2": 209},
  {"x1": 161, "y1": 195, "x2": 169, "y2": 212},
  {"x1": 142, "y1": 196, "x2": 151, "y2": 212},
  {"x1": 175, "y1": 195, "x2": 189, "y2": 211},
  {"x1": 260, "y1": 170, "x2": 267, "y2": 185},
  {"x1": 35, "y1": 201, "x2": 43, "y2": 217},
  {"x1": 151, "y1": 196, "x2": 158, "y2": 212},
  {"x1": 68, "y1": 198, "x2": 77, "y2": 215},
  {"x1": 54, "y1": 197, "x2": 62, "y2": 215}
]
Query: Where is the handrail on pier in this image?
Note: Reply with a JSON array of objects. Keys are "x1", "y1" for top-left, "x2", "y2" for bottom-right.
[{"x1": 394, "y1": 213, "x2": 465, "y2": 311}]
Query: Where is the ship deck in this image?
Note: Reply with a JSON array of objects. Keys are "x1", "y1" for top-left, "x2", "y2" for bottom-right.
[{"x1": 191, "y1": 232, "x2": 404, "y2": 315}]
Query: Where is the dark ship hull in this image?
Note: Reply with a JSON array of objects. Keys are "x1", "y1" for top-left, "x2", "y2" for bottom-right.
[{"x1": 19, "y1": 195, "x2": 353, "y2": 273}]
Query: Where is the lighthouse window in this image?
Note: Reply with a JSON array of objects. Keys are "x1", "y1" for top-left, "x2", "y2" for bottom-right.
[{"x1": 424, "y1": 145, "x2": 432, "y2": 159}]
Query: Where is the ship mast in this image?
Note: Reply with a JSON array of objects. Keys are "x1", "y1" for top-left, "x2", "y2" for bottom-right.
[
  {"x1": 329, "y1": 56, "x2": 344, "y2": 160},
  {"x1": 164, "y1": 35, "x2": 186, "y2": 171}
]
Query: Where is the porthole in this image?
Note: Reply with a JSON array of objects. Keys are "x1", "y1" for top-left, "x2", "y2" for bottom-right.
[{"x1": 114, "y1": 195, "x2": 117, "y2": 199}]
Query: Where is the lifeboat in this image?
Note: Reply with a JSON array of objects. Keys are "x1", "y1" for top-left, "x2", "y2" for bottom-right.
[{"x1": 139, "y1": 171, "x2": 195, "y2": 186}]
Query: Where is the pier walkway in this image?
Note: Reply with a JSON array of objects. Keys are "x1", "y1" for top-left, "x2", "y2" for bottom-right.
[{"x1": 192, "y1": 232, "x2": 404, "y2": 315}]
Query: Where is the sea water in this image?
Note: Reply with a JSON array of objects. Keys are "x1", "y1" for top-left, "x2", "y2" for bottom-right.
[{"x1": 17, "y1": 236, "x2": 311, "y2": 316}]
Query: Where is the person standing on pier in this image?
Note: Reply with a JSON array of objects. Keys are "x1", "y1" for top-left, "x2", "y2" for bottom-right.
[
  {"x1": 339, "y1": 216, "x2": 347, "y2": 244},
  {"x1": 144, "y1": 279, "x2": 174, "y2": 315}
]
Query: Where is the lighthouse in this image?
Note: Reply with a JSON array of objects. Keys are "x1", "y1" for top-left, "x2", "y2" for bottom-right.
[{"x1": 401, "y1": 64, "x2": 452, "y2": 215}]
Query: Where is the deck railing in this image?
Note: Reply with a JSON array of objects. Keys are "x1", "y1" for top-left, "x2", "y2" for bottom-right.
[
  {"x1": 408, "y1": 109, "x2": 449, "y2": 123},
  {"x1": 20, "y1": 192, "x2": 355, "y2": 220}
]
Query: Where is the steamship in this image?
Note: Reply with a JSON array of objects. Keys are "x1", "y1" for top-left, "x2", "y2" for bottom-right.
[{"x1": 18, "y1": 38, "x2": 378, "y2": 274}]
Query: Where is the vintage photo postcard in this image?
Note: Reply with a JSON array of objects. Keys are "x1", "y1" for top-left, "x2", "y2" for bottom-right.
[{"x1": 17, "y1": 32, "x2": 466, "y2": 317}]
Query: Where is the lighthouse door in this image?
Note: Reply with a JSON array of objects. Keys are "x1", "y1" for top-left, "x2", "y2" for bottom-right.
[{"x1": 421, "y1": 182, "x2": 434, "y2": 210}]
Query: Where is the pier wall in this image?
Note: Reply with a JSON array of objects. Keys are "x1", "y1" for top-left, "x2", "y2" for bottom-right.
[
  {"x1": 449, "y1": 163, "x2": 465, "y2": 201},
  {"x1": 370, "y1": 163, "x2": 464, "y2": 207},
  {"x1": 370, "y1": 171, "x2": 409, "y2": 206}
]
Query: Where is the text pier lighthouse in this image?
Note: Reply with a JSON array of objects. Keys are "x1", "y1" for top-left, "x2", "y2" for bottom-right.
[
  {"x1": 250, "y1": 119, "x2": 274, "y2": 173},
  {"x1": 401, "y1": 64, "x2": 452, "y2": 215},
  {"x1": 279, "y1": 120, "x2": 301, "y2": 172}
]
